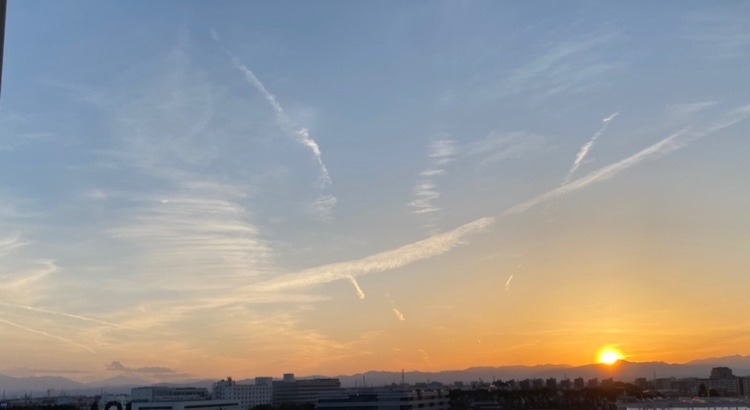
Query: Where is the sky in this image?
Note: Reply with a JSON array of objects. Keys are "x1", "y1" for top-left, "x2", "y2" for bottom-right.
[{"x1": 1, "y1": 1, "x2": 749, "y2": 383}]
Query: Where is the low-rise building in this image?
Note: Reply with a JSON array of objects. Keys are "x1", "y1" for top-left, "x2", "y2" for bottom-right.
[
  {"x1": 131, "y1": 386, "x2": 238, "y2": 410},
  {"x1": 212, "y1": 377, "x2": 272, "y2": 410},
  {"x1": 317, "y1": 389, "x2": 450, "y2": 410},
  {"x1": 272, "y1": 373, "x2": 341, "y2": 406}
]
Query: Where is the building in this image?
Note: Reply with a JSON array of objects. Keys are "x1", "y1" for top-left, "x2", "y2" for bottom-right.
[
  {"x1": 711, "y1": 367, "x2": 734, "y2": 379},
  {"x1": 131, "y1": 387, "x2": 210, "y2": 403},
  {"x1": 131, "y1": 399, "x2": 240, "y2": 410},
  {"x1": 317, "y1": 389, "x2": 450, "y2": 410},
  {"x1": 131, "y1": 386, "x2": 238, "y2": 410},
  {"x1": 212, "y1": 377, "x2": 272, "y2": 410},
  {"x1": 697, "y1": 367, "x2": 745, "y2": 396},
  {"x1": 574, "y1": 378, "x2": 585, "y2": 389},
  {"x1": 546, "y1": 378, "x2": 557, "y2": 389},
  {"x1": 272, "y1": 373, "x2": 341, "y2": 406}
]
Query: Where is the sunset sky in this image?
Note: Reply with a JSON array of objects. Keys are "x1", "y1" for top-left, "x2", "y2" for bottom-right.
[{"x1": 1, "y1": 1, "x2": 749, "y2": 382}]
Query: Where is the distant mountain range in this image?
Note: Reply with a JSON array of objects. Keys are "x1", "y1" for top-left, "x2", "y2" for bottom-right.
[
  {"x1": 3, "y1": 355, "x2": 750, "y2": 398},
  {"x1": 335, "y1": 359, "x2": 750, "y2": 388}
]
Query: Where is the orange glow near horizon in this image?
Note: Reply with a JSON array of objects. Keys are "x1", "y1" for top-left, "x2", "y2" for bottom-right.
[{"x1": 597, "y1": 347, "x2": 624, "y2": 365}]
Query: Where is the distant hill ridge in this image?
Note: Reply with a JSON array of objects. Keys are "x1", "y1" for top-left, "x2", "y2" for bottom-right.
[{"x1": 2, "y1": 355, "x2": 750, "y2": 396}]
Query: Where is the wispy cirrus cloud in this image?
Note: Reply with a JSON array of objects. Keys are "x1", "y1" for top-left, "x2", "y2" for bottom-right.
[
  {"x1": 488, "y1": 29, "x2": 622, "y2": 102},
  {"x1": 683, "y1": 6, "x2": 750, "y2": 59},
  {"x1": 0, "y1": 235, "x2": 30, "y2": 255},
  {"x1": 0, "y1": 260, "x2": 58, "y2": 304},
  {"x1": 108, "y1": 195, "x2": 273, "y2": 290},
  {"x1": 409, "y1": 138, "x2": 457, "y2": 232},
  {"x1": 98, "y1": 43, "x2": 276, "y2": 294},
  {"x1": 465, "y1": 131, "x2": 548, "y2": 165},
  {"x1": 309, "y1": 195, "x2": 338, "y2": 221}
]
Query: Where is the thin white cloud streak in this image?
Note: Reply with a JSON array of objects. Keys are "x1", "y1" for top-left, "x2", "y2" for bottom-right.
[
  {"x1": 0, "y1": 301, "x2": 117, "y2": 327},
  {"x1": 505, "y1": 275, "x2": 513, "y2": 291},
  {"x1": 562, "y1": 112, "x2": 619, "y2": 185},
  {"x1": 464, "y1": 131, "x2": 548, "y2": 165},
  {"x1": 392, "y1": 308, "x2": 406, "y2": 322},
  {"x1": 0, "y1": 236, "x2": 30, "y2": 255},
  {"x1": 488, "y1": 31, "x2": 621, "y2": 102},
  {"x1": 409, "y1": 138, "x2": 457, "y2": 231},
  {"x1": 507, "y1": 104, "x2": 750, "y2": 215},
  {"x1": 309, "y1": 195, "x2": 338, "y2": 221},
  {"x1": 346, "y1": 275, "x2": 366, "y2": 300},
  {"x1": 0, "y1": 317, "x2": 96, "y2": 353},
  {"x1": 211, "y1": 29, "x2": 332, "y2": 188},
  {"x1": 253, "y1": 105, "x2": 749, "y2": 297},
  {"x1": 109, "y1": 196, "x2": 273, "y2": 289},
  {"x1": 0, "y1": 261, "x2": 58, "y2": 294},
  {"x1": 253, "y1": 216, "x2": 496, "y2": 292}
]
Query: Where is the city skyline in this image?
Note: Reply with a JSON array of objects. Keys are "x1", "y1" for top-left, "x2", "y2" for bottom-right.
[{"x1": 1, "y1": 1, "x2": 749, "y2": 382}]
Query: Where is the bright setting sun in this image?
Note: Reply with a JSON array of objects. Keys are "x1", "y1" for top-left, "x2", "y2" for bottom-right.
[{"x1": 597, "y1": 347, "x2": 624, "y2": 365}]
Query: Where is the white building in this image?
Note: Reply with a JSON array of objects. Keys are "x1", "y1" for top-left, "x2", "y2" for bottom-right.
[
  {"x1": 131, "y1": 387, "x2": 210, "y2": 403},
  {"x1": 131, "y1": 399, "x2": 240, "y2": 410},
  {"x1": 131, "y1": 386, "x2": 238, "y2": 410},
  {"x1": 212, "y1": 377, "x2": 272, "y2": 410},
  {"x1": 316, "y1": 389, "x2": 450, "y2": 410}
]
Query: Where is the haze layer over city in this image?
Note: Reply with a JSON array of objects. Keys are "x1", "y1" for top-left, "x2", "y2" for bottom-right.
[{"x1": 1, "y1": 1, "x2": 749, "y2": 383}]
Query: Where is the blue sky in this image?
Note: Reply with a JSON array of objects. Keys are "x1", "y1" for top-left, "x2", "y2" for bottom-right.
[{"x1": 1, "y1": 1, "x2": 749, "y2": 381}]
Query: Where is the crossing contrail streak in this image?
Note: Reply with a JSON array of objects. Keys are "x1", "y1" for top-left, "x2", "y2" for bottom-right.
[
  {"x1": 562, "y1": 112, "x2": 618, "y2": 185},
  {"x1": 244, "y1": 105, "x2": 749, "y2": 301},
  {"x1": 0, "y1": 317, "x2": 96, "y2": 353},
  {"x1": 391, "y1": 307, "x2": 406, "y2": 321},
  {"x1": 211, "y1": 29, "x2": 332, "y2": 187},
  {"x1": 508, "y1": 104, "x2": 750, "y2": 215},
  {"x1": 0, "y1": 301, "x2": 118, "y2": 327},
  {"x1": 346, "y1": 275, "x2": 366, "y2": 300}
]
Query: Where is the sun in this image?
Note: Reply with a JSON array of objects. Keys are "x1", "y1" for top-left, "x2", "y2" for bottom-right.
[{"x1": 597, "y1": 347, "x2": 624, "y2": 365}]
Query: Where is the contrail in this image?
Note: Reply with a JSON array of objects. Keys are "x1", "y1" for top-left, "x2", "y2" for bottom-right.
[
  {"x1": 252, "y1": 216, "x2": 495, "y2": 291},
  {"x1": 346, "y1": 275, "x2": 366, "y2": 300},
  {"x1": 562, "y1": 112, "x2": 618, "y2": 185},
  {"x1": 0, "y1": 301, "x2": 118, "y2": 327},
  {"x1": 211, "y1": 29, "x2": 332, "y2": 187},
  {"x1": 246, "y1": 105, "x2": 749, "y2": 297},
  {"x1": 392, "y1": 307, "x2": 406, "y2": 321},
  {"x1": 505, "y1": 275, "x2": 514, "y2": 291},
  {"x1": 506, "y1": 104, "x2": 750, "y2": 215},
  {"x1": 0, "y1": 317, "x2": 96, "y2": 353}
]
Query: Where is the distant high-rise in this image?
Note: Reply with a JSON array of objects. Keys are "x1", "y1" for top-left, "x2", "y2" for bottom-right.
[
  {"x1": 710, "y1": 367, "x2": 734, "y2": 379},
  {"x1": 573, "y1": 378, "x2": 585, "y2": 389},
  {"x1": 546, "y1": 378, "x2": 557, "y2": 389}
]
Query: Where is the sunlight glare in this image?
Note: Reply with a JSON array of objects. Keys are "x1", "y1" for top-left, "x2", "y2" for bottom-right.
[{"x1": 597, "y1": 347, "x2": 623, "y2": 365}]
